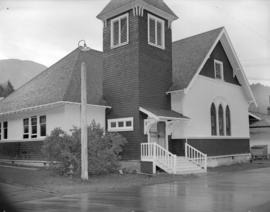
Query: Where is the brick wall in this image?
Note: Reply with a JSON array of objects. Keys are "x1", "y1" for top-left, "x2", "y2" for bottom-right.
[{"x1": 103, "y1": 10, "x2": 173, "y2": 160}]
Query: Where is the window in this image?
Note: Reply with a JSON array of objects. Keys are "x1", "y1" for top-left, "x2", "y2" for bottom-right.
[
  {"x1": 0, "y1": 122, "x2": 1, "y2": 140},
  {"x1": 111, "y1": 13, "x2": 129, "y2": 48},
  {"x1": 211, "y1": 102, "x2": 232, "y2": 137},
  {"x1": 218, "y1": 105, "x2": 224, "y2": 136},
  {"x1": 108, "y1": 117, "x2": 134, "y2": 132},
  {"x1": 23, "y1": 118, "x2": 29, "y2": 139},
  {"x1": 214, "y1": 60, "x2": 224, "y2": 80},
  {"x1": 211, "y1": 104, "x2": 217, "y2": 136},
  {"x1": 226, "y1": 106, "x2": 231, "y2": 136},
  {"x1": 148, "y1": 14, "x2": 165, "y2": 49},
  {"x1": 31, "y1": 116, "x2": 37, "y2": 138},
  {"x1": 3, "y1": 121, "x2": 8, "y2": 139},
  {"x1": 40, "y1": 116, "x2": 46, "y2": 137}
]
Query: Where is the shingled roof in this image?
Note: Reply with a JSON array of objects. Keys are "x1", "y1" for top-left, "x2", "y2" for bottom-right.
[
  {"x1": 170, "y1": 27, "x2": 224, "y2": 91},
  {"x1": 97, "y1": 0, "x2": 177, "y2": 20},
  {"x1": 0, "y1": 48, "x2": 107, "y2": 114}
]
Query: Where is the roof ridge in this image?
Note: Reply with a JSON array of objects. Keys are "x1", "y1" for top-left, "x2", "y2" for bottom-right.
[
  {"x1": 173, "y1": 27, "x2": 224, "y2": 44},
  {"x1": 4, "y1": 48, "x2": 80, "y2": 102}
]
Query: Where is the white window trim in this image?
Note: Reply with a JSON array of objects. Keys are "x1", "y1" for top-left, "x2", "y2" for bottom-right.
[
  {"x1": 23, "y1": 115, "x2": 47, "y2": 139},
  {"x1": 148, "y1": 14, "x2": 165, "y2": 49},
  {"x1": 39, "y1": 115, "x2": 47, "y2": 137},
  {"x1": 31, "y1": 116, "x2": 38, "y2": 138},
  {"x1": 23, "y1": 118, "x2": 30, "y2": 139},
  {"x1": 211, "y1": 102, "x2": 231, "y2": 137},
  {"x1": 214, "y1": 59, "x2": 224, "y2": 80},
  {"x1": 110, "y1": 13, "x2": 129, "y2": 49},
  {"x1": 108, "y1": 117, "x2": 134, "y2": 132}
]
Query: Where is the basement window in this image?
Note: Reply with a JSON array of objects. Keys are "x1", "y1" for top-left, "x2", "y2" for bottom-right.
[
  {"x1": 23, "y1": 118, "x2": 29, "y2": 139},
  {"x1": 108, "y1": 117, "x2": 134, "y2": 132},
  {"x1": 148, "y1": 14, "x2": 165, "y2": 49},
  {"x1": 214, "y1": 60, "x2": 224, "y2": 80},
  {"x1": 111, "y1": 13, "x2": 129, "y2": 49}
]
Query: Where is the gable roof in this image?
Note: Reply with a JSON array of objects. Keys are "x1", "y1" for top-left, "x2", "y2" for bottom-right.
[
  {"x1": 97, "y1": 0, "x2": 178, "y2": 21},
  {"x1": 171, "y1": 27, "x2": 223, "y2": 91},
  {"x1": 169, "y1": 27, "x2": 256, "y2": 106},
  {"x1": 0, "y1": 48, "x2": 107, "y2": 114}
]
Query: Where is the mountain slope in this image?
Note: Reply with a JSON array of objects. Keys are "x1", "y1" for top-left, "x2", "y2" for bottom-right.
[{"x1": 0, "y1": 59, "x2": 47, "y2": 89}]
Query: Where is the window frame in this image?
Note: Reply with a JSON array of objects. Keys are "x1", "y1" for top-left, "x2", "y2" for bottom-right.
[
  {"x1": 210, "y1": 103, "x2": 217, "y2": 136},
  {"x1": 31, "y1": 116, "x2": 38, "y2": 139},
  {"x1": 218, "y1": 104, "x2": 225, "y2": 136},
  {"x1": 225, "y1": 106, "x2": 231, "y2": 136},
  {"x1": 39, "y1": 115, "x2": 47, "y2": 137},
  {"x1": 3, "y1": 121, "x2": 8, "y2": 140},
  {"x1": 108, "y1": 117, "x2": 134, "y2": 132},
  {"x1": 110, "y1": 13, "x2": 129, "y2": 49},
  {"x1": 214, "y1": 59, "x2": 224, "y2": 80},
  {"x1": 23, "y1": 118, "x2": 30, "y2": 139},
  {"x1": 211, "y1": 101, "x2": 232, "y2": 137},
  {"x1": 148, "y1": 14, "x2": 165, "y2": 49}
]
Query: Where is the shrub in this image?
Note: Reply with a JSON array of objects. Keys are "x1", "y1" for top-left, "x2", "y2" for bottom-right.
[{"x1": 41, "y1": 121, "x2": 127, "y2": 176}]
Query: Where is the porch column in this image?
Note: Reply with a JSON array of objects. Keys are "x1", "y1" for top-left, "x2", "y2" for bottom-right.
[{"x1": 144, "y1": 118, "x2": 157, "y2": 143}]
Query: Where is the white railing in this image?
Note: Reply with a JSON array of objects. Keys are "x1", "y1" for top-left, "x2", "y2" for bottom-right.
[
  {"x1": 141, "y1": 143, "x2": 177, "y2": 174},
  {"x1": 185, "y1": 143, "x2": 207, "y2": 170}
]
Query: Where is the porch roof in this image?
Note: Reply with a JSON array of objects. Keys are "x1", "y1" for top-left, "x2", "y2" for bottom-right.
[{"x1": 139, "y1": 107, "x2": 189, "y2": 120}]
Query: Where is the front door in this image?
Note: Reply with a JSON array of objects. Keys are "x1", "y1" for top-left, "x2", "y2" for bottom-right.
[
  {"x1": 149, "y1": 122, "x2": 166, "y2": 149},
  {"x1": 157, "y1": 122, "x2": 166, "y2": 148}
]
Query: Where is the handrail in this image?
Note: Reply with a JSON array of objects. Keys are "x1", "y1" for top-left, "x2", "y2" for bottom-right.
[
  {"x1": 141, "y1": 143, "x2": 177, "y2": 174},
  {"x1": 185, "y1": 143, "x2": 207, "y2": 170}
]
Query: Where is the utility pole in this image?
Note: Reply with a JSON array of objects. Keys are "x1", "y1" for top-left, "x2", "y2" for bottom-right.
[{"x1": 81, "y1": 61, "x2": 88, "y2": 180}]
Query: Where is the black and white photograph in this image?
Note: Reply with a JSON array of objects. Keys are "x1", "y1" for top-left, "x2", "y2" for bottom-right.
[{"x1": 0, "y1": 0, "x2": 269, "y2": 211}]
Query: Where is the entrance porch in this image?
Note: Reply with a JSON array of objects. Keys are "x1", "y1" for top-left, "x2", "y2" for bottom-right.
[{"x1": 139, "y1": 107, "x2": 207, "y2": 175}]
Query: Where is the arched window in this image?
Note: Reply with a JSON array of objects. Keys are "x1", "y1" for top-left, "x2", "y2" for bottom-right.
[
  {"x1": 218, "y1": 104, "x2": 224, "y2": 136},
  {"x1": 211, "y1": 103, "x2": 217, "y2": 135},
  {"x1": 226, "y1": 106, "x2": 231, "y2": 136}
]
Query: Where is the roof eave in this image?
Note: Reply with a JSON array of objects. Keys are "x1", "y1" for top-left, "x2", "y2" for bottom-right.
[
  {"x1": 0, "y1": 101, "x2": 111, "y2": 117},
  {"x1": 139, "y1": 107, "x2": 189, "y2": 121},
  {"x1": 248, "y1": 112, "x2": 262, "y2": 121},
  {"x1": 166, "y1": 89, "x2": 186, "y2": 95},
  {"x1": 97, "y1": 0, "x2": 178, "y2": 25}
]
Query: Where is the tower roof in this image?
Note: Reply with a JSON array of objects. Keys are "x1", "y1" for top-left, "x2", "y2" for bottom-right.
[{"x1": 97, "y1": 0, "x2": 178, "y2": 22}]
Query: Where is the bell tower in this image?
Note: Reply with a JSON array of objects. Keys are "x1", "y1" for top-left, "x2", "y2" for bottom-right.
[{"x1": 97, "y1": 0, "x2": 178, "y2": 160}]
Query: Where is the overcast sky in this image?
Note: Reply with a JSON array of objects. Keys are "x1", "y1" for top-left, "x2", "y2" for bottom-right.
[{"x1": 0, "y1": 0, "x2": 269, "y2": 85}]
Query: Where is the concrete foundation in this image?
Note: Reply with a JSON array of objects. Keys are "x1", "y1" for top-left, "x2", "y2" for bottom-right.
[{"x1": 207, "y1": 154, "x2": 251, "y2": 167}]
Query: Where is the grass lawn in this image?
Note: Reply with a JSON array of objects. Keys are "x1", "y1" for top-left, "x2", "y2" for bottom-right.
[{"x1": 0, "y1": 159, "x2": 270, "y2": 202}]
